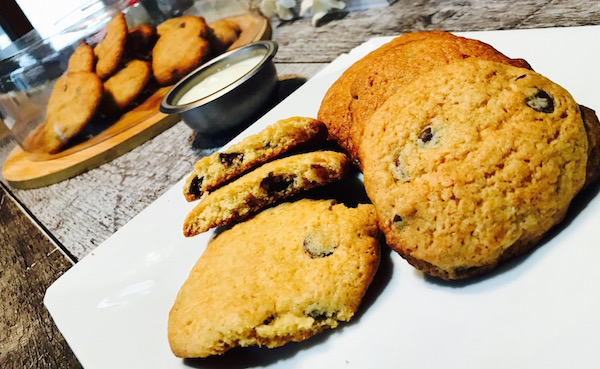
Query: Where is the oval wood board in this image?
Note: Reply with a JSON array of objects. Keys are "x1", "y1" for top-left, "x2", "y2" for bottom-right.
[{"x1": 2, "y1": 12, "x2": 271, "y2": 189}]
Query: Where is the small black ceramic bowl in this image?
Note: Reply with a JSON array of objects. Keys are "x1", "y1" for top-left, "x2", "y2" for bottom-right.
[{"x1": 160, "y1": 40, "x2": 278, "y2": 135}]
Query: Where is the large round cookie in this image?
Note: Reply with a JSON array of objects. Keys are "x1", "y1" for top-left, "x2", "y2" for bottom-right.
[
  {"x1": 318, "y1": 31, "x2": 530, "y2": 166},
  {"x1": 24, "y1": 71, "x2": 103, "y2": 153},
  {"x1": 361, "y1": 58, "x2": 588, "y2": 280},
  {"x1": 169, "y1": 199, "x2": 380, "y2": 358}
]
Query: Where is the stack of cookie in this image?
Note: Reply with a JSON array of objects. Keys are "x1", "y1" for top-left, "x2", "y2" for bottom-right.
[
  {"x1": 169, "y1": 31, "x2": 600, "y2": 358},
  {"x1": 169, "y1": 116, "x2": 381, "y2": 358},
  {"x1": 182, "y1": 116, "x2": 349, "y2": 236},
  {"x1": 318, "y1": 31, "x2": 600, "y2": 280},
  {"x1": 25, "y1": 13, "x2": 242, "y2": 154}
]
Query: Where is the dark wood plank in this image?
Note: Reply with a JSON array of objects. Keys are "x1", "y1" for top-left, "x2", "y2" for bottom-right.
[{"x1": 0, "y1": 183, "x2": 81, "y2": 369}]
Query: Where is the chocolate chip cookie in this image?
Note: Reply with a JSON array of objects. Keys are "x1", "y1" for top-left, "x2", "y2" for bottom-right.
[
  {"x1": 318, "y1": 31, "x2": 531, "y2": 167},
  {"x1": 208, "y1": 19, "x2": 242, "y2": 54},
  {"x1": 170, "y1": 198, "x2": 380, "y2": 358},
  {"x1": 152, "y1": 15, "x2": 211, "y2": 86},
  {"x1": 67, "y1": 43, "x2": 95, "y2": 73},
  {"x1": 361, "y1": 58, "x2": 588, "y2": 280},
  {"x1": 183, "y1": 116, "x2": 328, "y2": 201},
  {"x1": 183, "y1": 151, "x2": 350, "y2": 236},
  {"x1": 94, "y1": 13, "x2": 127, "y2": 79},
  {"x1": 102, "y1": 59, "x2": 152, "y2": 112},
  {"x1": 24, "y1": 71, "x2": 103, "y2": 153}
]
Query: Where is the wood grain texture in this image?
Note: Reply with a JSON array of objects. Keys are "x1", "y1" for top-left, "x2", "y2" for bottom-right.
[
  {"x1": 1, "y1": 0, "x2": 600, "y2": 259},
  {"x1": 0, "y1": 0, "x2": 600, "y2": 258},
  {"x1": 0, "y1": 64, "x2": 322, "y2": 259},
  {"x1": 0, "y1": 1, "x2": 598, "y2": 366},
  {"x1": 271, "y1": 0, "x2": 600, "y2": 63},
  {"x1": 0, "y1": 0, "x2": 598, "y2": 260},
  {"x1": 0, "y1": 184, "x2": 81, "y2": 369},
  {"x1": 0, "y1": 121, "x2": 9, "y2": 140}
]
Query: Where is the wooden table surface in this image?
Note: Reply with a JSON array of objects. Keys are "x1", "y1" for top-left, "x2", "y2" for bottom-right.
[{"x1": 1, "y1": 1, "x2": 599, "y2": 367}]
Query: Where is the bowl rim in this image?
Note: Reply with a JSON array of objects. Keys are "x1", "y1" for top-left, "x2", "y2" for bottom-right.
[{"x1": 159, "y1": 40, "x2": 278, "y2": 115}]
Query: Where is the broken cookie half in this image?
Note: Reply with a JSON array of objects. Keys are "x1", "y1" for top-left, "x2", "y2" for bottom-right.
[
  {"x1": 169, "y1": 199, "x2": 380, "y2": 358},
  {"x1": 183, "y1": 150, "x2": 350, "y2": 237},
  {"x1": 183, "y1": 116, "x2": 328, "y2": 202}
]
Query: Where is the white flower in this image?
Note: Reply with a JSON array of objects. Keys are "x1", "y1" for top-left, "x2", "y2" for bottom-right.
[
  {"x1": 259, "y1": 0, "x2": 297, "y2": 21},
  {"x1": 300, "y1": 0, "x2": 347, "y2": 26}
]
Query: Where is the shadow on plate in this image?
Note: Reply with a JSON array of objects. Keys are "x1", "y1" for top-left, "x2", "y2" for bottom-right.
[
  {"x1": 421, "y1": 177, "x2": 600, "y2": 288},
  {"x1": 183, "y1": 332, "x2": 327, "y2": 368},
  {"x1": 303, "y1": 167, "x2": 370, "y2": 207}
]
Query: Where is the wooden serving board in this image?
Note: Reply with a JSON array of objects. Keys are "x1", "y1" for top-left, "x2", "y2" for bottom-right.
[
  {"x1": 2, "y1": 13, "x2": 271, "y2": 189},
  {"x1": 0, "y1": 119, "x2": 9, "y2": 140}
]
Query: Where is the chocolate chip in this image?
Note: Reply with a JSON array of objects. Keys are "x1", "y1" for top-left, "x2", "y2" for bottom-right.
[
  {"x1": 310, "y1": 164, "x2": 333, "y2": 181},
  {"x1": 303, "y1": 235, "x2": 335, "y2": 258},
  {"x1": 515, "y1": 74, "x2": 527, "y2": 81},
  {"x1": 189, "y1": 176, "x2": 203, "y2": 196},
  {"x1": 453, "y1": 265, "x2": 477, "y2": 276},
  {"x1": 418, "y1": 126, "x2": 433, "y2": 143},
  {"x1": 393, "y1": 156, "x2": 409, "y2": 182},
  {"x1": 219, "y1": 152, "x2": 243, "y2": 166},
  {"x1": 260, "y1": 173, "x2": 294, "y2": 194},
  {"x1": 307, "y1": 309, "x2": 328, "y2": 321},
  {"x1": 263, "y1": 315, "x2": 274, "y2": 325},
  {"x1": 244, "y1": 194, "x2": 260, "y2": 209},
  {"x1": 393, "y1": 214, "x2": 407, "y2": 229},
  {"x1": 525, "y1": 88, "x2": 554, "y2": 113}
]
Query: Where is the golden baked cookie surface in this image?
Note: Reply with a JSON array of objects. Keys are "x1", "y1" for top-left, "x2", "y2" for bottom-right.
[
  {"x1": 24, "y1": 72, "x2": 103, "y2": 153},
  {"x1": 361, "y1": 59, "x2": 587, "y2": 280},
  {"x1": 103, "y1": 59, "x2": 152, "y2": 112},
  {"x1": 183, "y1": 117, "x2": 328, "y2": 201},
  {"x1": 318, "y1": 31, "x2": 530, "y2": 166},
  {"x1": 152, "y1": 16, "x2": 211, "y2": 86},
  {"x1": 183, "y1": 150, "x2": 350, "y2": 236},
  {"x1": 67, "y1": 43, "x2": 95, "y2": 73},
  {"x1": 169, "y1": 199, "x2": 380, "y2": 358},
  {"x1": 93, "y1": 13, "x2": 127, "y2": 79}
]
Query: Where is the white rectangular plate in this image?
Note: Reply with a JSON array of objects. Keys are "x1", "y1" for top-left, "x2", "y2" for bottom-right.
[{"x1": 45, "y1": 26, "x2": 600, "y2": 369}]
